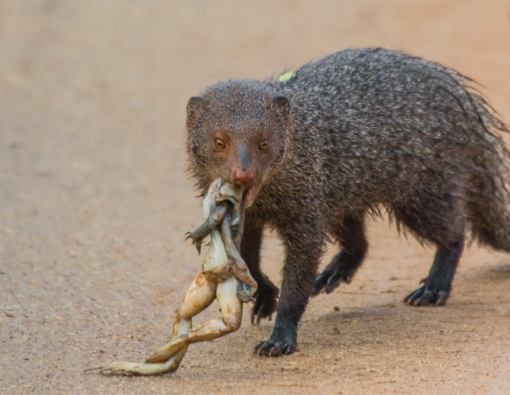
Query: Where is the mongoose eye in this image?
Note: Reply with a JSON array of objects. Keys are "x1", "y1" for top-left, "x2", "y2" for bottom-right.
[
  {"x1": 258, "y1": 139, "x2": 268, "y2": 151},
  {"x1": 214, "y1": 138, "x2": 226, "y2": 150}
]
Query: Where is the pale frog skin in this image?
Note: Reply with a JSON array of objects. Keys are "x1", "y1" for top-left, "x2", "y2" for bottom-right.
[{"x1": 87, "y1": 179, "x2": 257, "y2": 375}]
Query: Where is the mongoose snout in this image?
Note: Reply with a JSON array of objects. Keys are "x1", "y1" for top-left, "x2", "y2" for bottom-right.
[{"x1": 233, "y1": 168, "x2": 255, "y2": 188}]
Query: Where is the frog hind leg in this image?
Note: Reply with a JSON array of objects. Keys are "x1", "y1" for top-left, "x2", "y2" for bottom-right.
[
  {"x1": 220, "y1": 213, "x2": 258, "y2": 290},
  {"x1": 88, "y1": 347, "x2": 188, "y2": 376},
  {"x1": 148, "y1": 276, "x2": 242, "y2": 366},
  {"x1": 145, "y1": 272, "x2": 217, "y2": 364},
  {"x1": 186, "y1": 276, "x2": 242, "y2": 342},
  {"x1": 91, "y1": 272, "x2": 217, "y2": 375}
]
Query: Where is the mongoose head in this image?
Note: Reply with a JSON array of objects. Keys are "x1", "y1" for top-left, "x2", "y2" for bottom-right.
[{"x1": 186, "y1": 80, "x2": 291, "y2": 207}]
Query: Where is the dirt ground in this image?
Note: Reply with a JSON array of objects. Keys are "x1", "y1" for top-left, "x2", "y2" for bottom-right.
[{"x1": 1, "y1": 0, "x2": 510, "y2": 393}]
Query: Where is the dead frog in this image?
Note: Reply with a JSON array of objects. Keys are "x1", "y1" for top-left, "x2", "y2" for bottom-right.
[{"x1": 87, "y1": 178, "x2": 257, "y2": 375}]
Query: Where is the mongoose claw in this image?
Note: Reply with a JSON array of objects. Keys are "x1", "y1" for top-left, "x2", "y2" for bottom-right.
[
  {"x1": 404, "y1": 286, "x2": 449, "y2": 306},
  {"x1": 250, "y1": 283, "x2": 279, "y2": 325},
  {"x1": 312, "y1": 268, "x2": 353, "y2": 296},
  {"x1": 254, "y1": 337, "x2": 297, "y2": 357}
]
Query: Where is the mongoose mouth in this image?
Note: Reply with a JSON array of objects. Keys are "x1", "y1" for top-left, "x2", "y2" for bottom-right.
[{"x1": 245, "y1": 184, "x2": 261, "y2": 208}]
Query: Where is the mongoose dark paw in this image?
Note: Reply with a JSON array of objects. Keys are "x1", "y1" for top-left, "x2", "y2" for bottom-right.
[
  {"x1": 250, "y1": 284, "x2": 279, "y2": 325},
  {"x1": 312, "y1": 268, "x2": 352, "y2": 296},
  {"x1": 404, "y1": 286, "x2": 450, "y2": 306},
  {"x1": 254, "y1": 338, "x2": 296, "y2": 357}
]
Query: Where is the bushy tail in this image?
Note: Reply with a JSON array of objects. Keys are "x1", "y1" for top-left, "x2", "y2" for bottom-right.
[{"x1": 456, "y1": 76, "x2": 510, "y2": 251}]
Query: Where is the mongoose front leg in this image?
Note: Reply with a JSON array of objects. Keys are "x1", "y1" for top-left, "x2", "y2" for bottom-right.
[
  {"x1": 405, "y1": 236, "x2": 465, "y2": 306},
  {"x1": 241, "y1": 221, "x2": 279, "y2": 324},
  {"x1": 313, "y1": 215, "x2": 368, "y2": 295},
  {"x1": 254, "y1": 218, "x2": 324, "y2": 356}
]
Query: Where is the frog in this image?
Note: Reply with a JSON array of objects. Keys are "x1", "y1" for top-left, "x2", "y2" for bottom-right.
[{"x1": 87, "y1": 178, "x2": 257, "y2": 375}]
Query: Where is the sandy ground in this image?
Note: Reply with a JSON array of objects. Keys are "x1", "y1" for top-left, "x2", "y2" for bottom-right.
[{"x1": 1, "y1": 0, "x2": 510, "y2": 393}]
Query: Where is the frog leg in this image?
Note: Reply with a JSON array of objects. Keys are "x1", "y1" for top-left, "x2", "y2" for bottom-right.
[
  {"x1": 186, "y1": 203, "x2": 227, "y2": 254},
  {"x1": 86, "y1": 349, "x2": 188, "y2": 376},
  {"x1": 153, "y1": 276, "x2": 243, "y2": 350},
  {"x1": 145, "y1": 272, "x2": 217, "y2": 363},
  {"x1": 90, "y1": 272, "x2": 217, "y2": 375},
  {"x1": 169, "y1": 276, "x2": 242, "y2": 345},
  {"x1": 145, "y1": 276, "x2": 242, "y2": 366},
  {"x1": 221, "y1": 211, "x2": 258, "y2": 290}
]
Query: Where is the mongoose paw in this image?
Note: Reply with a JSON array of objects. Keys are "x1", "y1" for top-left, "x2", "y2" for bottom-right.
[
  {"x1": 250, "y1": 284, "x2": 279, "y2": 325},
  {"x1": 404, "y1": 286, "x2": 449, "y2": 306},
  {"x1": 254, "y1": 338, "x2": 296, "y2": 357},
  {"x1": 312, "y1": 268, "x2": 352, "y2": 296}
]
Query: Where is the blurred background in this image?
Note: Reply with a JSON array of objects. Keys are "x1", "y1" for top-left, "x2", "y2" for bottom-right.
[{"x1": 1, "y1": 1, "x2": 509, "y2": 393}]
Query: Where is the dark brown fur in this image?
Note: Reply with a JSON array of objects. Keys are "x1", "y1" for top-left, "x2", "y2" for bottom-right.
[{"x1": 186, "y1": 48, "x2": 510, "y2": 356}]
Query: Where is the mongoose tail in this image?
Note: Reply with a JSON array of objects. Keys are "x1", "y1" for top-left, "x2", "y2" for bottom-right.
[{"x1": 460, "y1": 78, "x2": 510, "y2": 251}]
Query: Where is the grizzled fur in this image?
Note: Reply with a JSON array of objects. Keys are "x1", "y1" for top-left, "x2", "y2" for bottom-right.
[{"x1": 186, "y1": 48, "x2": 510, "y2": 356}]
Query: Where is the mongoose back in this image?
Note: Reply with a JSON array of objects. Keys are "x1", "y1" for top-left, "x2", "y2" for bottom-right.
[{"x1": 186, "y1": 47, "x2": 510, "y2": 356}]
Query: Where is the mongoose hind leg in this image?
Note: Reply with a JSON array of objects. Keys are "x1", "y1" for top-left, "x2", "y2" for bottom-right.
[
  {"x1": 241, "y1": 221, "x2": 279, "y2": 324},
  {"x1": 312, "y1": 215, "x2": 368, "y2": 296},
  {"x1": 395, "y1": 196, "x2": 466, "y2": 307},
  {"x1": 405, "y1": 236, "x2": 465, "y2": 306}
]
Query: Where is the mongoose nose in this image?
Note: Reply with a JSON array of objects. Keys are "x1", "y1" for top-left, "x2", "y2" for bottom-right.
[{"x1": 233, "y1": 168, "x2": 255, "y2": 188}]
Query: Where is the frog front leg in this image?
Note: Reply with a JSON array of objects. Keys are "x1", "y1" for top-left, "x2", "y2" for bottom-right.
[{"x1": 186, "y1": 203, "x2": 228, "y2": 254}]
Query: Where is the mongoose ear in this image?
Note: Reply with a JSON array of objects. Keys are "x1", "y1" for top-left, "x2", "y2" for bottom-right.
[
  {"x1": 186, "y1": 96, "x2": 207, "y2": 127},
  {"x1": 271, "y1": 96, "x2": 291, "y2": 128}
]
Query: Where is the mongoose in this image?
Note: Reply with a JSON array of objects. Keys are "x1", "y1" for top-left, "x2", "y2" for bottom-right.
[{"x1": 185, "y1": 47, "x2": 510, "y2": 357}]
